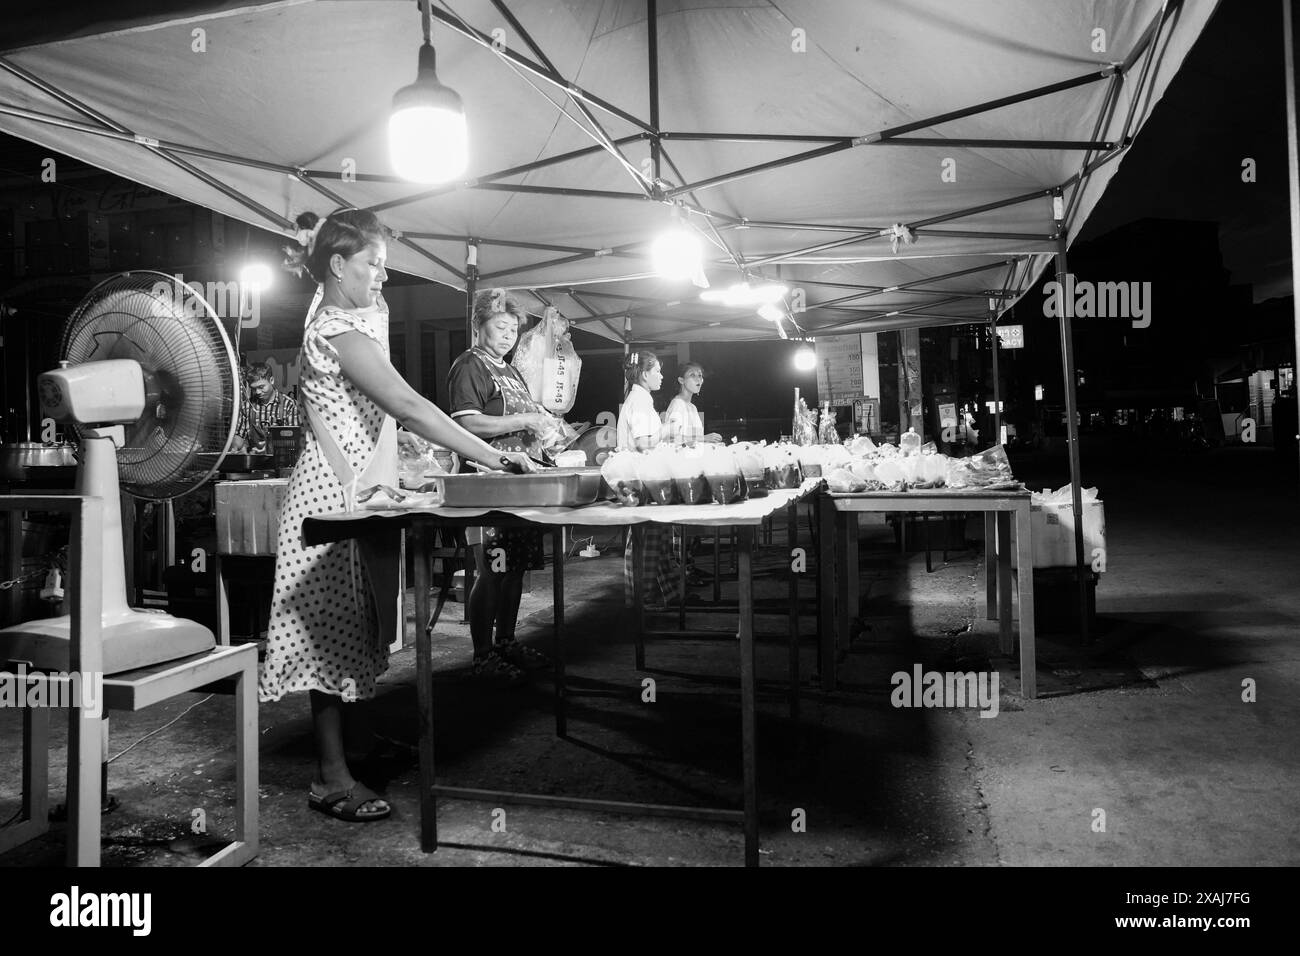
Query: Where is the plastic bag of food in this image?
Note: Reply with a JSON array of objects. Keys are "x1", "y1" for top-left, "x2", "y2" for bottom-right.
[
  {"x1": 512, "y1": 306, "x2": 583, "y2": 414},
  {"x1": 846, "y1": 459, "x2": 877, "y2": 483},
  {"x1": 637, "y1": 446, "x2": 679, "y2": 505},
  {"x1": 822, "y1": 443, "x2": 851, "y2": 468},
  {"x1": 796, "y1": 444, "x2": 826, "y2": 477},
  {"x1": 846, "y1": 435, "x2": 877, "y2": 457},
  {"x1": 601, "y1": 450, "x2": 643, "y2": 506},
  {"x1": 536, "y1": 413, "x2": 579, "y2": 455},
  {"x1": 397, "y1": 431, "x2": 454, "y2": 489},
  {"x1": 824, "y1": 466, "x2": 866, "y2": 494},
  {"x1": 670, "y1": 445, "x2": 709, "y2": 504},
  {"x1": 762, "y1": 443, "x2": 802, "y2": 489},
  {"x1": 921, "y1": 453, "x2": 949, "y2": 484},
  {"x1": 733, "y1": 443, "x2": 767, "y2": 498},
  {"x1": 873, "y1": 458, "x2": 905, "y2": 487},
  {"x1": 704, "y1": 445, "x2": 745, "y2": 504}
]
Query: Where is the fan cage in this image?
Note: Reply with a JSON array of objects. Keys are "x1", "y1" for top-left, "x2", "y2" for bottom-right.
[{"x1": 61, "y1": 271, "x2": 240, "y2": 500}]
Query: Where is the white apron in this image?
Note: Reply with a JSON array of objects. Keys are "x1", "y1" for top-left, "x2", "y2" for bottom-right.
[{"x1": 300, "y1": 297, "x2": 404, "y2": 652}]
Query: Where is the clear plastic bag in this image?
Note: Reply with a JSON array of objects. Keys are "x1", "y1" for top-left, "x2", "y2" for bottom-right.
[
  {"x1": 397, "y1": 431, "x2": 455, "y2": 489},
  {"x1": 513, "y1": 307, "x2": 583, "y2": 414},
  {"x1": 600, "y1": 450, "x2": 643, "y2": 506}
]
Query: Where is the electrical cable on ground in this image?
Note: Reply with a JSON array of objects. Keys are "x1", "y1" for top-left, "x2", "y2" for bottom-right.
[{"x1": 107, "y1": 695, "x2": 214, "y2": 764}]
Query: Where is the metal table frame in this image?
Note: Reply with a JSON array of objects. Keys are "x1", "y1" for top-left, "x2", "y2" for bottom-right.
[
  {"x1": 302, "y1": 487, "x2": 814, "y2": 867},
  {"x1": 819, "y1": 489, "x2": 1037, "y2": 699}
]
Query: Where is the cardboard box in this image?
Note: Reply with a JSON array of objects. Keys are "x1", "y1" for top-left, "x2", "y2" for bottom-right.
[
  {"x1": 215, "y1": 479, "x2": 289, "y2": 555},
  {"x1": 1008, "y1": 498, "x2": 1106, "y2": 570}
]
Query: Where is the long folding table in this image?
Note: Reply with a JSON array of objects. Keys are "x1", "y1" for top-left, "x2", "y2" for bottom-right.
[
  {"x1": 819, "y1": 489, "x2": 1037, "y2": 699},
  {"x1": 302, "y1": 483, "x2": 819, "y2": 866}
]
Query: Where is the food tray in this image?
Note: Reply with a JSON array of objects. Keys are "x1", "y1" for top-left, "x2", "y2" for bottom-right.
[{"x1": 438, "y1": 467, "x2": 603, "y2": 508}]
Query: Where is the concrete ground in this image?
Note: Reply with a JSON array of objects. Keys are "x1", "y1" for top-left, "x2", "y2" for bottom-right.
[{"x1": 1, "y1": 444, "x2": 1297, "y2": 867}]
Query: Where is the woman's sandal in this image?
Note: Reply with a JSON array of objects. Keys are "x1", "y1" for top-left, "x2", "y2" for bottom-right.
[{"x1": 308, "y1": 783, "x2": 392, "y2": 822}]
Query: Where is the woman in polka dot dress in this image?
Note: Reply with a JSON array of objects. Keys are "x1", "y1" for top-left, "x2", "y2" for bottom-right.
[{"x1": 263, "y1": 208, "x2": 535, "y2": 823}]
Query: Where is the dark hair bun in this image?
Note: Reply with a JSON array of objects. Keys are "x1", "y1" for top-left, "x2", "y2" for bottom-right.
[
  {"x1": 282, "y1": 208, "x2": 387, "y2": 283},
  {"x1": 624, "y1": 349, "x2": 658, "y2": 386}
]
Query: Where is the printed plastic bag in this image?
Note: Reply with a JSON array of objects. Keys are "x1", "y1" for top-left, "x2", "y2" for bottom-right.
[{"x1": 512, "y1": 307, "x2": 582, "y2": 414}]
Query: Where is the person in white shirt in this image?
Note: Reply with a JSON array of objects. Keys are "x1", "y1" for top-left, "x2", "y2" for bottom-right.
[
  {"x1": 662, "y1": 361, "x2": 723, "y2": 446},
  {"x1": 617, "y1": 351, "x2": 679, "y2": 608},
  {"x1": 617, "y1": 352, "x2": 672, "y2": 451}
]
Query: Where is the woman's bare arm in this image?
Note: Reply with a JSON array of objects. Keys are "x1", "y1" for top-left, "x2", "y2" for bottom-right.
[
  {"x1": 456, "y1": 411, "x2": 550, "y2": 439},
  {"x1": 330, "y1": 330, "x2": 515, "y2": 467}
]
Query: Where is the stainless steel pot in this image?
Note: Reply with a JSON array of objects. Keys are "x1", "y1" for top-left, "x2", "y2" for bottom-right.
[{"x1": 0, "y1": 442, "x2": 78, "y2": 479}]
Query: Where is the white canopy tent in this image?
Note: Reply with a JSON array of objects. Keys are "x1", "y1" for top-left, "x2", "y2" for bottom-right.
[
  {"x1": 1, "y1": 0, "x2": 1215, "y2": 341},
  {"x1": 0, "y1": 0, "x2": 1220, "y2": 636}
]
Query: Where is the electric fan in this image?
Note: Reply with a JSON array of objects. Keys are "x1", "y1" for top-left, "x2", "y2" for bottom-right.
[{"x1": 0, "y1": 271, "x2": 240, "y2": 673}]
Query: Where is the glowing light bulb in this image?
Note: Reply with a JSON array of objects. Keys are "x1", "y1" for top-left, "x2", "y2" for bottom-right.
[
  {"x1": 651, "y1": 225, "x2": 703, "y2": 280},
  {"x1": 389, "y1": 43, "x2": 468, "y2": 183},
  {"x1": 239, "y1": 263, "x2": 273, "y2": 293}
]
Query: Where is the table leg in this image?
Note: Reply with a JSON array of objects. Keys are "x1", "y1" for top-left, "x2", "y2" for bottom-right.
[
  {"x1": 632, "y1": 524, "x2": 646, "y2": 671},
  {"x1": 1015, "y1": 504, "x2": 1038, "y2": 699},
  {"x1": 985, "y1": 513, "x2": 997, "y2": 620},
  {"x1": 215, "y1": 554, "x2": 231, "y2": 645},
  {"x1": 835, "y1": 511, "x2": 850, "y2": 660},
  {"x1": 846, "y1": 513, "x2": 859, "y2": 643},
  {"x1": 552, "y1": 528, "x2": 567, "y2": 737},
  {"x1": 2, "y1": 509, "x2": 20, "y2": 625},
  {"x1": 713, "y1": 531, "x2": 721, "y2": 604},
  {"x1": 737, "y1": 526, "x2": 759, "y2": 867},
  {"x1": 235, "y1": 649, "x2": 257, "y2": 854},
  {"x1": 678, "y1": 525, "x2": 687, "y2": 632},
  {"x1": 817, "y1": 496, "x2": 837, "y2": 691},
  {"x1": 21, "y1": 704, "x2": 49, "y2": 840},
  {"x1": 787, "y1": 503, "x2": 799, "y2": 720},
  {"x1": 411, "y1": 525, "x2": 437, "y2": 852},
  {"x1": 997, "y1": 512, "x2": 1013, "y2": 656}
]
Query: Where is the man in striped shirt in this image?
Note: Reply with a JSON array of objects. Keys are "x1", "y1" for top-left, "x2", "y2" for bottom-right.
[{"x1": 236, "y1": 361, "x2": 299, "y2": 453}]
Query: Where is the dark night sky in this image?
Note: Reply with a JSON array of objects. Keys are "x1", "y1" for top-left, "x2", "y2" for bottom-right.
[{"x1": 1077, "y1": 0, "x2": 1293, "y2": 302}]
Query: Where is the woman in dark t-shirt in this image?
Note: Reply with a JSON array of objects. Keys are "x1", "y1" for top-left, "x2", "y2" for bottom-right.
[{"x1": 447, "y1": 289, "x2": 556, "y2": 685}]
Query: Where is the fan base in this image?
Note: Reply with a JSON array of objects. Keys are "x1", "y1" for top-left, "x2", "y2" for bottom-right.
[{"x1": 0, "y1": 610, "x2": 216, "y2": 676}]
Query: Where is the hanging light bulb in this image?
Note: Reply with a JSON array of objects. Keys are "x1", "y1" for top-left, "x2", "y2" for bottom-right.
[
  {"x1": 239, "y1": 262, "x2": 273, "y2": 294},
  {"x1": 701, "y1": 281, "x2": 789, "y2": 307},
  {"x1": 651, "y1": 208, "x2": 703, "y2": 281},
  {"x1": 389, "y1": 3, "x2": 468, "y2": 183},
  {"x1": 793, "y1": 344, "x2": 817, "y2": 372}
]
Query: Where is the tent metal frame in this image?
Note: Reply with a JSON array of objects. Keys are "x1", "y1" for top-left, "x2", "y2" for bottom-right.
[{"x1": 0, "y1": 0, "x2": 1190, "y2": 642}]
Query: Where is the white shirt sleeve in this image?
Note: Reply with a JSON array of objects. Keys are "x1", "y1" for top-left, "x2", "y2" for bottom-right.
[
  {"x1": 664, "y1": 396, "x2": 703, "y2": 444},
  {"x1": 617, "y1": 385, "x2": 661, "y2": 450}
]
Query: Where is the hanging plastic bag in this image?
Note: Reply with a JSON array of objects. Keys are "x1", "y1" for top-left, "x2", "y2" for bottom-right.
[{"x1": 512, "y1": 306, "x2": 582, "y2": 414}]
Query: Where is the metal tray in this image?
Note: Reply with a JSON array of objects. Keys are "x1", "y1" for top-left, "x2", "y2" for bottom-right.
[{"x1": 438, "y1": 467, "x2": 603, "y2": 508}]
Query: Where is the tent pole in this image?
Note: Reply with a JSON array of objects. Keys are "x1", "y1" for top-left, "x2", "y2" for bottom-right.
[
  {"x1": 490, "y1": 0, "x2": 651, "y2": 197},
  {"x1": 989, "y1": 300, "x2": 1002, "y2": 444},
  {"x1": 1284, "y1": 0, "x2": 1300, "y2": 483},
  {"x1": 623, "y1": 315, "x2": 633, "y2": 401},
  {"x1": 466, "y1": 242, "x2": 479, "y2": 347},
  {"x1": 648, "y1": 0, "x2": 662, "y2": 184},
  {"x1": 1053, "y1": 192, "x2": 1090, "y2": 644}
]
